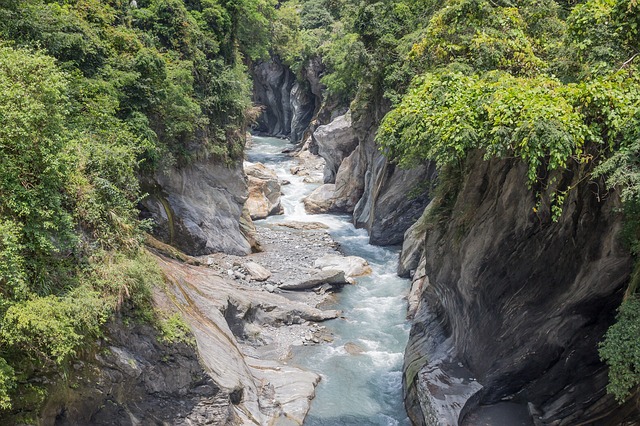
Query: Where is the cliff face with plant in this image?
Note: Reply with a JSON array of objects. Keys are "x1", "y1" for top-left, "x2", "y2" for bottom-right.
[
  {"x1": 260, "y1": 0, "x2": 640, "y2": 422},
  {"x1": 401, "y1": 154, "x2": 638, "y2": 424}
]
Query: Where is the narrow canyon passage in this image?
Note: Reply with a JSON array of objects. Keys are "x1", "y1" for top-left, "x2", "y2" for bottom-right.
[{"x1": 247, "y1": 136, "x2": 412, "y2": 425}]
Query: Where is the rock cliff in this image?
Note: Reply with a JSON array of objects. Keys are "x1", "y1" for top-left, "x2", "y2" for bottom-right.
[
  {"x1": 302, "y1": 106, "x2": 435, "y2": 245},
  {"x1": 401, "y1": 152, "x2": 639, "y2": 425},
  {"x1": 251, "y1": 57, "x2": 320, "y2": 144},
  {"x1": 140, "y1": 158, "x2": 253, "y2": 256}
]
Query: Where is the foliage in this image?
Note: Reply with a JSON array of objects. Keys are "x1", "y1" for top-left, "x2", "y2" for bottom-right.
[
  {"x1": 377, "y1": 70, "x2": 594, "y2": 206},
  {"x1": 309, "y1": 0, "x2": 640, "y2": 402},
  {"x1": 159, "y1": 312, "x2": 195, "y2": 345},
  {"x1": 0, "y1": 0, "x2": 269, "y2": 411},
  {"x1": 599, "y1": 295, "x2": 640, "y2": 402}
]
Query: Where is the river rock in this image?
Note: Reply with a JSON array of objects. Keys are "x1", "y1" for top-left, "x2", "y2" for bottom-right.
[
  {"x1": 314, "y1": 254, "x2": 372, "y2": 278},
  {"x1": 303, "y1": 184, "x2": 336, "y2": 214},
  {"x1": 279, "y1": 269, "x2": 347, "y2": 290},
  {"x1": 157, "y1": 256, "x2": 338, "y2": 424},
  {"x1": 344, "y1": 342, "x2": 364, "y2": 355},
  {"x1": 276, "y1": 221, "x2": 329, "y2": 230},
  {"x1": 246, "y1": 357, "x2": 320, "y2": 424},
  {"x1": 245, "y1": 162, "x2": 283, "y2": 220},
  {"x1": 244, "y1": 261, "x2": 271, "y2": 281},
  {"x1": 313, "y1": 112, "x2": 358, "y2": 183}
]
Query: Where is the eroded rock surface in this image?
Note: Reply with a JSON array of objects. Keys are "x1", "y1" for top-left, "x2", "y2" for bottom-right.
[
  {"x1": 403, "y1": 152, "x2": 637, "y2": 425},
  {"x1": 141, "y1": 158, "x2": 251, "y2": 256},
  {"x1": 158, "y1": 255, "x2": 337, "y2": 425},
  {"x1": 251, "y1": 58, "x2": 319, "y2": 144}
]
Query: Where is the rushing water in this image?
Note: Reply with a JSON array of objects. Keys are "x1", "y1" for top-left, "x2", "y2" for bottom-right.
[{"x1": 247, "y1": 136, "x2": 412, "y2": 426}]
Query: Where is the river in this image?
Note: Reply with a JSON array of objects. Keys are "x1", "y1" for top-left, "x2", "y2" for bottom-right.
[{"x1": 247, "y1": 135, "x2": 412, "y2": 426}]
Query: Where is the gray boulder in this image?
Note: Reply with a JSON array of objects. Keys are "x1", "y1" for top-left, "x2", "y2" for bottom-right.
[
  {"x1": 314, "y1": 254, "x2": 372, "y2": 278},
  {"x1": 244, "y1": 261, "x2": 271, "y2": 282},
  {"x1": 303, "y1": 184, "x2": 336, "y2": 214},
  {"x1": 313, "y1": 113, "x2": 358, "y2": 183},
  {"x1": 279, "y1": 269, "x2": 347, "y2": 290}
]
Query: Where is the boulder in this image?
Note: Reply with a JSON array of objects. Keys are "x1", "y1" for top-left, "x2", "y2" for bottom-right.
[
  {"x1": 245, "y1": 162, "x2": 283, "y2": 220},
  {"x1": 244, "y1": 261, "x2": 271, "y2": 282},
  {"x1": 279, "y1": 269, "x2": 347, "y2": 291},
  {"x1": 313, "y1": 113, "x2": 358, "y2": 183},
  {"x1": 314, "y1": 254, "x2": 372, "y2": 278},
  {"x1": 344, "y1": 342, "x2": 364, "y2": 355},
  {"x1": 302, "y1": 184, "x2": 336, "y2": 214}
]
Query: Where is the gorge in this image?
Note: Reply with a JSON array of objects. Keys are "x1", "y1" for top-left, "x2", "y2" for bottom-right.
[{"x1": 0, "y1": 0, "x2": 639, "y2": 425}]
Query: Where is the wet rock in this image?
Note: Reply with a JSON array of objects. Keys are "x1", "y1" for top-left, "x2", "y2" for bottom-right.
[
  {"x1": 279, "y1": 269, "x2": 347, "y2": 291},
  {"x1": 244, "y1": 261, "x2": 272, "y2": 281},
  {"x1": 314, "y1": 254, "x2": 372, "y2": 278},
  {"x1": 245, "y1": 162, "x2": 283, "y2": 220},
  {"x1": 344, "y1": 342, "x2": 364, "y2": 355},
  {"x1": 303, "y1": 184, "x2": 336, "y2": 214},
  {"x1": 313, "y1": 113, "x2": 358, "y2": 183}
]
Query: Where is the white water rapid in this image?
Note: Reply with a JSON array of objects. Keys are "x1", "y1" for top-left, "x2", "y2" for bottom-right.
[{"x1": 247, "y1": 136, "x2": 412, "y2": 426}]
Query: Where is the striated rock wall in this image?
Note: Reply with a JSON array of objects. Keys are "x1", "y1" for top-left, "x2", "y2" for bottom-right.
[
  {"x1": 140, "y1": 158, "x2": 253, "y2": 256},
  {"x1": 251, "y1": 57, "x2": 320, "y2": 144},
  {"x1": 302, "y1": 105, "x2": 435, "y2": 246},
  {"x1": 401, "y1": 151, "x2": 639, "y2": 425}
]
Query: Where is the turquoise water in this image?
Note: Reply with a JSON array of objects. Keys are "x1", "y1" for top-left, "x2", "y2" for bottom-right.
[{"x1": 247, "y1": 136, "x2": 411, "y2": 426}]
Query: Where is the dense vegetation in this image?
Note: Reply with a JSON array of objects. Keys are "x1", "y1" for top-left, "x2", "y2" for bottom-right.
[
  {"x1": 268, "y1": 0, "x2": 640, "y2": 405},
  {"x1": 0, "y1": 0, "x2": 273, "y2": 418}
]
